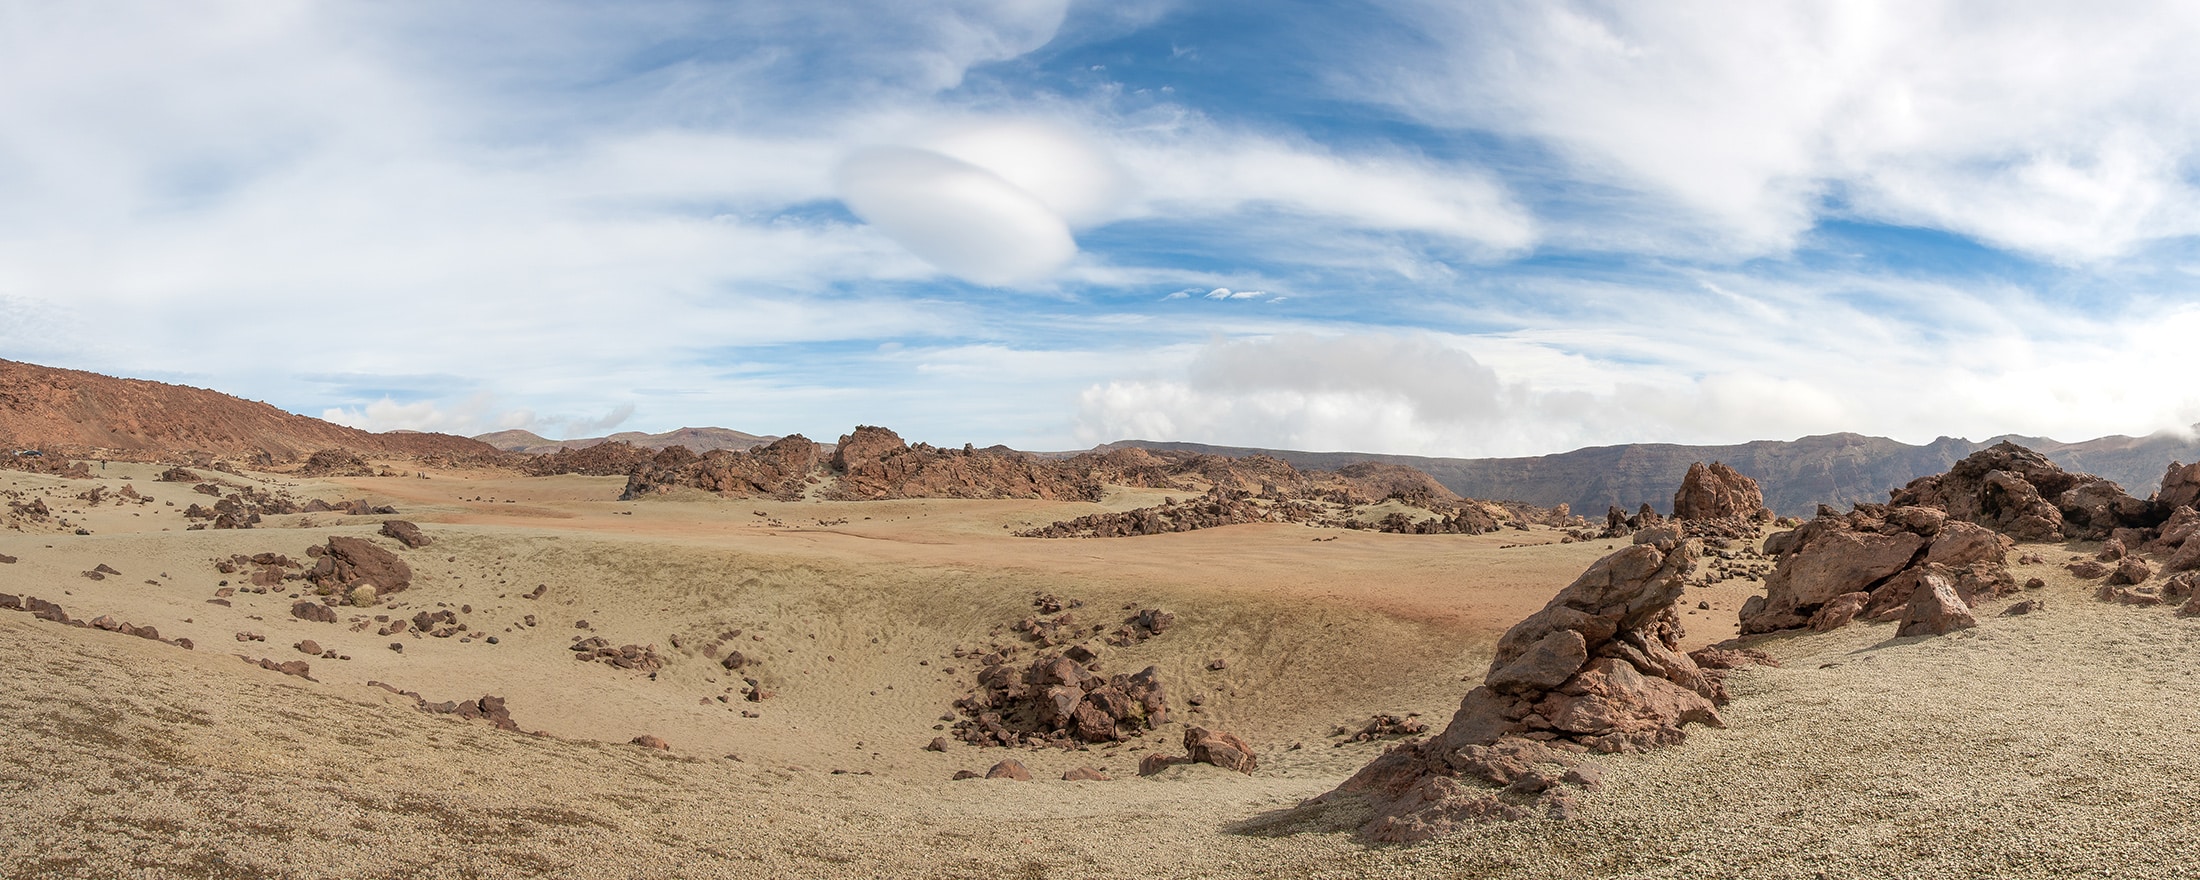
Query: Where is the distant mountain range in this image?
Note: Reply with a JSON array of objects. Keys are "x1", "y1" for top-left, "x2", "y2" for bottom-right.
[
  {"x1": 10, "y1": 357, "x2": 2193, "y2": 515},
  {"x1": 1103, "y1": 430, "x2": 2200, "y2": 517},
  {"x1": 473, "y1": 427, "x2": 777, "y2": 455}
]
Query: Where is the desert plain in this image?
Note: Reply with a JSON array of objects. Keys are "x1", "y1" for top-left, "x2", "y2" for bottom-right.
[{"x1": 3, "y1": 451, "x2": 2199, "y2": 880}]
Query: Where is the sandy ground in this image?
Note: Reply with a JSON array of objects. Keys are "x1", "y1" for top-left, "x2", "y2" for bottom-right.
[{"x1": 9, "y1": 463, "x2": 2180, "y2": 878}]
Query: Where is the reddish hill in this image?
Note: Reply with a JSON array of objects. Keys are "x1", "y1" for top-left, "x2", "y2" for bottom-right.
[{"x1": 0, "y1": 359, "x2": 502, "y2": 463}]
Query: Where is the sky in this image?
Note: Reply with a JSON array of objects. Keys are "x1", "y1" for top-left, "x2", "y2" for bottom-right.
[{"x1": 5, "y1": 1, "x2": 2200, "y2": 457}]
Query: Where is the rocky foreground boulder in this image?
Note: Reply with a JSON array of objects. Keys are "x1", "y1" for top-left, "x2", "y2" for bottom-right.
[{"x1": 1317, "y1": 525, "x2": 1753, "y2": 841}]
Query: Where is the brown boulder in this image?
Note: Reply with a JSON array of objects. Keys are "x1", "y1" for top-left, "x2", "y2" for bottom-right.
[
  {"x1": 984, "y1": 759, "x2": 1032, "y2": 780},
  {"x1": 378, "y1": 520, "x2": 432, "y2": 549},
  {"x1": 2107, "y1": 556, "x2": 2155, "y2": 586},
  {"x1": 295, "y1": 639, "x2": 322, "y2": 656},
  {"x1": 1806, "y1": 592, "x2": 1869, "y2": 631},
  {"x1": 1062, "y1": 766, "x2": 1110, "y2": 781},
  {"x1": 630, "y1": 735, "x2": 671, "y2": 751},
  {"x1": 1672, "y1": 461, "x2": 1766, "y2": 520},
  {"x1": 313, "y1": 536, "x2": 413, "y2": 594},
  {"x1": 1183, "y1": 727, "x2": 1258, "y2": 774},
  {"x1": 1742, "y1": 524, "x2": 1925, "y2": 633},
  {"x1": 290, "y1": 600, "x2": 337, "y2": 624},
  {"x1": 2159, "y1": 462, "x2": 2200, "y2": 511},
  {"x1": 2067, "y1": 560, "x2": 2111, "y2": 580},
  {"x1": 1896, "y1": 570, "x2": 1976, "y2": 637},
  {"x1": 1138, "y1": 753, "x2": 1184, "y2": 776}
]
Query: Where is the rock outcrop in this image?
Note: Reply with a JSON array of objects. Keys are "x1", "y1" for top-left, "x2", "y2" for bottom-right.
[
  {"x1": 1740, "y1": 504, "x2": 2012, "y2": 634},
  {"x1": 307, "y1": 536, "x2": 413, "y2": 595},
  {"x1": 1890, "y1": 442, "x2": 2163, "y2": 541},
  {"x1": 1672, "y1": 461, "x2": 1769, "y2": 521},
  {"x1": 1318, "y1": 526, "x2": 1735, "y2": 841}
]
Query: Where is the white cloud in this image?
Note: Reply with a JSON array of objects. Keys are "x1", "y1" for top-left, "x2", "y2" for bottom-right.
[
  {"x1": 835, "y1": 145, "x2": 1078, "y2": 286},
  {"x1": 1113, "y1": 127, "x2": 1538, "y2": 256},
  {"x1": 1075, "y1": 284, "x2": 2200, "y2": 456},
  {"x1": 1369, "y1": 1, "x2": 2200, "y2": 261}
]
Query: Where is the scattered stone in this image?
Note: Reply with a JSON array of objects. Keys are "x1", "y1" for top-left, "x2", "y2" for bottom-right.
[
  {"x1": 295, "y1": 639, "x2": 322, "y2": 656},
  {"x1": 1206, "y1": 658, "x2": 1228, "y2": 671},
  {"x1": 2003, "y1": 599, "x2": 2045, "y2": 616},
  {"x1": 984, "y1": 759, "x2": 1032, "y2": 781},
  {"x1": 924, "y1": 737, "x2": 948, "y2": 752},
  {"x1": 1062, "y1": 766, "x2": 1110, "y2": 781},
  {"x1": 290, "y1": 600, "x2": 337, "y2": 624},
  {"x1": 631, "y1": 734, "x2": 672, "y2": 751}
]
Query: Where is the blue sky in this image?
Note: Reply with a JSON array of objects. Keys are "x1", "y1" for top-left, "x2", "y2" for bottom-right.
[{"x1": 4, "y1": 1, "x2": 2199, "y2": 456}]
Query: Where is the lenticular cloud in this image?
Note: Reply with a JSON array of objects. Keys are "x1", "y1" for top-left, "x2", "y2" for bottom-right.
[{"x1": 835, "y1": 122, "x2": 1122, "y2": 286}]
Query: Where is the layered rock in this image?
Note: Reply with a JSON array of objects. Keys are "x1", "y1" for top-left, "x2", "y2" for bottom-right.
[
  {"x1": 1740, "y1": 504, "x2": 2012, "y2": 634},
  {"x1": 1672, "y1": 461, "x2": 1770, "y2": 521},
  {"x1": 1320, "y1": 526, "x2": 1736, "y2": 841}
]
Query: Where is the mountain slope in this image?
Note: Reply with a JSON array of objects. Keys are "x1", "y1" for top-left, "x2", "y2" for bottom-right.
[{"x1": 0, "y1": 359, "x2": 499, "y2": 462}]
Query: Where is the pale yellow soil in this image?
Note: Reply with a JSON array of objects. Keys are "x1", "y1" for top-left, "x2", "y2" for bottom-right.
[{"x1": 7, "y1": 462, "x2": 2182, "y2": 878}]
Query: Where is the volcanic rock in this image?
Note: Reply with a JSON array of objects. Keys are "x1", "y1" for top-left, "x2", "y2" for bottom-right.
[
  {"x1": 1317, "y1": 526, "x2": 1714, "y2": 841},
  {"x1": 984, "y1": 759, "x2": 1032, "y2": 781},
  {"x1": 309, "y1": 536, "x2": 412, "y2": 595},
  {"x1": 1183, "y1": 727, "x2": 1258, "y2": 774},
  {"x1": 2107, "y1": 556, "x2": 2155, "y2": 586},
  {"x1": 1672, "y1": 461, "x2": 1767, "y2": 520},
  {"x1": 378, "y1": 520, "x2": 431, "y2": 549},
  {"x1": 1742, "y1": 505, "x2": 2012, "y2": 635},
  {"x1": 2158, "y1": 462, "x2": 2200, "y2": 512},
  {"x1": 290, "y1": 601, "x2": 337, "y2": 624},
  {"x1": 1890, "y1": 442, "x2": 2163, "y2": 541},
  {"x1": 1896, "y1": 569, "x2": 1977, "y2": 637}
]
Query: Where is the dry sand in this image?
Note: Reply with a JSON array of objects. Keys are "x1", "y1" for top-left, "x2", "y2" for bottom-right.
[{"x1": 5, "y1": 462, "x2": 2189, "y2": 878}]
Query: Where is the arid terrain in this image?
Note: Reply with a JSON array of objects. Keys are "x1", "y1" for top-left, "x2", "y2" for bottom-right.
[
  {"x1": 6, "y1": 362, "x2": 2200, "y2": 878},
  {"x1": 4, "y1": 447, "x2": 2200, "y2": 878}
]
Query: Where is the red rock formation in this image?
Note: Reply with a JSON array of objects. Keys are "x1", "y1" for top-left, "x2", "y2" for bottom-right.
[
  {"x1": 1672, "y1": 461, "x2": 1768, "y2": 521},
  {"x1": 1890, "y1": 442, "x2": 2161, "y2": 541},
  {"x1": 1741, "y1": 505, "x2": 2012, "y2": 634},
  {"x1": 1318, "y1": 526, "x2": 1727, "y2": 841}
]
